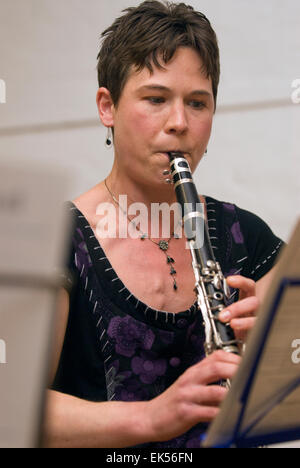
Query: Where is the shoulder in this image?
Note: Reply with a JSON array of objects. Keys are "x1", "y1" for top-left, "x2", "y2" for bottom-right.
[
  {"x1": 72, "y1": 183, "x2": 103, "y2": 217},
  {"x1": 204, "y1": 195, "x2": 284, "y2": 281},
  {"x1": 204, "y1": 195, "x2": 277, "y2": 239}
]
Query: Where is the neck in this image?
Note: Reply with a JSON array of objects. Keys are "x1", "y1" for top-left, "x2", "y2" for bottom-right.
[
  {"x1": 105, "y1": 171, "x2": 184, "y2": 241},
  {"x1": 106, "y1": 165, "x2": 206, "y2": 210},
  {"x1": 104, "y1": 165, "x2": 207, "y2": 240},
  {"x1": 106, "y1": 172, "x2": 178, "y2": 207}
]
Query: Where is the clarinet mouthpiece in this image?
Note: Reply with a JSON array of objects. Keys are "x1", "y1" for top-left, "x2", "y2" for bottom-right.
[{"x1": 168, "y1": 151, "x2": 185, "y2": 160}]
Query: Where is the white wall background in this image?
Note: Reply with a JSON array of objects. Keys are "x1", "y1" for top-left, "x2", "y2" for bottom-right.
[
  {"x1": 0, "y1": 0, "x2": 300, "y2": 448},
  {"x1": 0, "y1": 0, "x2": 299, "y2": 241}
]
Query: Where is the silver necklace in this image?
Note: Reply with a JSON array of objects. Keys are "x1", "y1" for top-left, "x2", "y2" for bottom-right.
[{"x1": 104, "y1": 179, "x2": 180, "y2": 291}]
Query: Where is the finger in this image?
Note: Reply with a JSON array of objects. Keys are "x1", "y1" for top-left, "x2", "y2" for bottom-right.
[
  {"x1": 208, "y1": 349, "x2": 241, "y2": 364},
  {"x1": 186, "y1": 352, "x2": 241, "y2": 386},
  {"x1": 189, "y1": 405, "x2": 220, "y2": 424},
  {"x1": 218, "y1": 296, "x2": 259, "y2": 322},
  {"x1": 226, "y1": 275, "x2": 256, "y2": 300},
  {"x1": 194, "y1": 361, "x2": 240, "y2": 386},
  {"x1": 192, "y1": 350, "x2": 241, "y2": 369},
  {"x1": 230, "y1": 317, "x2": 256, "y2": 332},
  {"x1": 183, "y1": 386, "x2": 227, "y2": 423},
  {"x1": 187, "y1": 384, "x2": 227, "y2": 406},
  {"x1": 199, "y1": 385, "x2": 228, "y2": 406}
]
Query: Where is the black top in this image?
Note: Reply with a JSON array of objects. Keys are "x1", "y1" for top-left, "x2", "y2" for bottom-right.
[{"x1": 53, "y1": 196, "x2": 284, "y2": 448}]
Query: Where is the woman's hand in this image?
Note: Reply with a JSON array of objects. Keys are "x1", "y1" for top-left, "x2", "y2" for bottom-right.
[
  {"x1": 219, "y1": 275, "x2": 260, "y2": 343},
  {"x1": 146, "y1": 350, "x2": 241, "y2": 443}
]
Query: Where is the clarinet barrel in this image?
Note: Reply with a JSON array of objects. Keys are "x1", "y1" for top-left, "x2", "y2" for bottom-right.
[{"x1": 168, "y1": 152, "x2": 240, "y2": 358}]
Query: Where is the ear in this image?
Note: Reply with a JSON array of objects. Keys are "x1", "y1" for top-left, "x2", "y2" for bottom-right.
[{"x1": 96, "y1": 87, "x2": 115, "y2": 127}]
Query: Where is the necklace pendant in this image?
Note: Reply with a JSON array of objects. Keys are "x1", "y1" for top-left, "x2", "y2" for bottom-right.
[{"x1": 159, "y1": 240, "x2": 169, "y2": 251}]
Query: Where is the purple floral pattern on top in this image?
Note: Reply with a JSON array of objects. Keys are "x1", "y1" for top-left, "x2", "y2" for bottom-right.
[
  {"x1": 105, "y1": 360, "x2": 150, "y2": 402},
  {"x1": 107, "y1": 315, "x2": 155, "y2": 358},
  {"x1": 116, "y1": 377, "x2": 150, "y2": 401},
  {"x1": 132, "y1": 351, "x2": 167, "y2": 384}
]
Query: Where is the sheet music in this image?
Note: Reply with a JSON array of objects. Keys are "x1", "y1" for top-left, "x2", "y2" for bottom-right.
[
  {"x1": 204, "y1": 219, "x2": 300, "y2": 447},
  {"x1": 241, "y1": 285, "x2": 300, "y2": 437}
]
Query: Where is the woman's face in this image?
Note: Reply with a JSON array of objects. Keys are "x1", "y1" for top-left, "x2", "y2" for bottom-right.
[{"x1": 101, "y1": 47, "x2": 215, "y2": 189}]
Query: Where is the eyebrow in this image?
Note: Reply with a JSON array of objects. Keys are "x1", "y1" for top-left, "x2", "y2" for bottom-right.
[{"x1": 137, "y1": 84, "x2": 213, "y2": 98}]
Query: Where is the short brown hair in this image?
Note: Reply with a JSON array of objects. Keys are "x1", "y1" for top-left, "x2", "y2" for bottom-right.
[{"x1": 97, "y1": 1, "x2": 220, "y2": 108}]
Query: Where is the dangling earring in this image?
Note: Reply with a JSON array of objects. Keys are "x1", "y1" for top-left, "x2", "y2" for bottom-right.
[{"x1": 105, "y1": 127, "x2": 113, "y2": 148}]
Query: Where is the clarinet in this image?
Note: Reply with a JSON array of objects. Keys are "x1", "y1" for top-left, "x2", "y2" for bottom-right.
[{"x1": 167, "y1": 152, "x2": 240, "y2": 380}]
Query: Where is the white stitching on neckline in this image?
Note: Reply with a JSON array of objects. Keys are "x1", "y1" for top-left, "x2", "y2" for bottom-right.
[{"x1": 250, "y1": 241, "x2": 282, "y2": 276}]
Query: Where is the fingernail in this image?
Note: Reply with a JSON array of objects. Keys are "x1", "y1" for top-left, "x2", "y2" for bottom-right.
[{"x1": 219, "y1": 310, "x2": 231, "y2": 322}]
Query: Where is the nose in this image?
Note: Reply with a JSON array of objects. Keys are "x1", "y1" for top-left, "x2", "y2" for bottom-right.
[{"x1": 164, "y1": 101, "x2": 188, "y2": 135}]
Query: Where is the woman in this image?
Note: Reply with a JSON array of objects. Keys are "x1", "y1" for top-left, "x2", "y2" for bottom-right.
[{"x1": 45, "y1": 1, "x2": 284, "y2": 448}]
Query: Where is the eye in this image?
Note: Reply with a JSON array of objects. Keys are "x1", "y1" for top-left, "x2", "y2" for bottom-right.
[
  {"x1": 189, "y1": 100, "x2": 207, "y2": 109},
  {"x1": 145, "y1": 96, "x2": 165, "y2": 104}
]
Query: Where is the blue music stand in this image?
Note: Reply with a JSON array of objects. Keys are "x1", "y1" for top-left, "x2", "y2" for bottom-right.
[{"x1": 203, "y1": 270, "x2": 300, "y2": 448}]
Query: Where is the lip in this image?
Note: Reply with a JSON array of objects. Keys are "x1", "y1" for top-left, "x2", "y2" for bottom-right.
[{"x1": 158, "y1": 150, "x2": 190, "y2": 156}]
